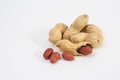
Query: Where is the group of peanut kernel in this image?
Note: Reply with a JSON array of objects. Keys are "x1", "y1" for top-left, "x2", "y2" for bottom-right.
[{"x1": 43, "y1": 14, "x2": 103, "y2": 63}]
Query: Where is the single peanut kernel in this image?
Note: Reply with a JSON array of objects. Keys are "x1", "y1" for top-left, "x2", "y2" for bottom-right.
[
  {"x1": 43, "y1": 48, "x2": 53, "y2": 59},
  {"x1": 62, "y1": 52, "x2": 74, "y2": 61},
  {"x1": 50, "y1": 52, "x2": 60, "y2": 63},
  {"x1": 77, "y1": 45, "x2": 92, "y2": 55}
]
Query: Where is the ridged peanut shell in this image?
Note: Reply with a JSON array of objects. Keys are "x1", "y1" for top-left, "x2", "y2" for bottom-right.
[
  {"x1": 49, "y1": 23, "x2": 68, "y2": 44},
  {"x1": 70, "y1": 32, "x2": 88, "y2": 43},
  {"x1": 56, "y1": 39, "x2": 89, "y2": 56},
  {"x1": 63, "y1": 14, "x2": 89, "y2": 39}
]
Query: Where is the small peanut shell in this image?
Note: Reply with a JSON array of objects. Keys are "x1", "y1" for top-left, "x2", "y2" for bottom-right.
[
  {"x1": 63, "y1": 14, "x2": 89, "y2": 39},
  {"x1": 49, "y1": 23, "x2": 68, "y2": 44},
  {"x1": 56, "y1": 39, "x2": 89, "y2": 56}
]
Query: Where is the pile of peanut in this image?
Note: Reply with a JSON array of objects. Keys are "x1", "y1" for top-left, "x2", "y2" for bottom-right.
[{"x1": 43, "y1": 14, "x2": 103, "y2": 63}]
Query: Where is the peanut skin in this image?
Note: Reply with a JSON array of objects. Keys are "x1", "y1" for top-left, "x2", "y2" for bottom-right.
[
  {"x1": 77, "y1": 45, "x2": 92, "y2": 55},
  {"x1": 63, "y1": 14, "x2": 89, "y2": 39},
  {"x1": 49, "y1": 23, "x2": 68, "y2": 44},
  {"x1": 62, "y1": 52, "x2": 74, "y2": 61},
  {"x1": 43, "y1": 48, "x2": 53, "y2": 59},
  {"x1": 50, "y1": 52, "x2": 60, "y2": 63},
  {"x1": 56, "y1": 39, "x2": 89, "y2": 56}
]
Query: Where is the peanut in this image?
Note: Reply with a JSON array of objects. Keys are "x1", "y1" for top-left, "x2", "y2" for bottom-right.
[
  {"x1": 50, "y1": 52, "x2": 60, "y2": 63},
  {"x1": 43, "y1": 48, "x2": 53, "y2": 59},
  {"x1": 70, "y1": 32, "x2": 88, "y2": 43},
  {"x1": 62, "y1": 52, "x2": 74, "y2": 61},
  {"x1": 70, "y1": 24, "x2": 103, "y2": 48},
  {"x1": 82, "y1": 24, "x2": 103, "y2": 36},
  {"x1": 83, "y1": 24, "x2": 103, "y2": 48},
  {"x1": 63, "y1": 14, "x2": 89, "y2": 39},
  {"x1": 85, "y1": 33, "x2": 103, "y2": 48},
  {"x1": 49, "y1": 23, "x2": 68, "y2": 44},
  {"x1": 77, "y1": 45, "x2": 92, "y2": 55},
  {"x1": 56, "y1": 39, "x2": 90, "y2": 56}
]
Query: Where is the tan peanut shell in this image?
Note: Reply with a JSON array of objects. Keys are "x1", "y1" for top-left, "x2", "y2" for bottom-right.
[
  {"x1": 70, "y1": 32, "x2": 88, "y2": 43},
  {"x1": 70, "y1": 24, "x2": 103, "y2": 48},
  {"x1": 63, "y1": 14, "x2": 89, "y2": 39},
  {"x1": 82, "y1": 24, "x2": 103, "y2": 36},
  {"x1": 85, "y1": 33, "x2": 103, "y2": 48},
  {"x1": 56, "y1": 39, "x2": 89, "y2": 56},
  {"x1": 49, "y1": 23, "x2": 68, "y2": 44},
  {"x1": 82, "y1": 24, "x2": 103, "y2": 47}
]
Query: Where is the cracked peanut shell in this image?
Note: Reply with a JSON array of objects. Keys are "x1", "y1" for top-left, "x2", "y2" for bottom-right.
[
  {"x1": 56, "y1": 39, "x2": 90, "y2": 56},
  {"x1": 70, "y1": 24, "x2": 103, "y2": 48}
]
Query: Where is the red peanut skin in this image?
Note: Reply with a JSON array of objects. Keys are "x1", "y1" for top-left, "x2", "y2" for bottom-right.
[
  {"x1": 43, "y1": 48, "x2": 53, "y2": 59},
  {"x1": 50, "y1": 52, "x2": 60, "y2": 63},
  {"x1": 62, "y1": 52, "x2": 74, "y2": 61},
  {"x1": 77, "y1": 45, "x2": 92, "y2": 55}
]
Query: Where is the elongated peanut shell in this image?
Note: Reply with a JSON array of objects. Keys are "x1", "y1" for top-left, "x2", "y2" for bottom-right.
[
  {"x1": 49, "y1": 23, "x2": 68, "y2": 44},
  {"x1": 56, "y1": 39, "x2": 89, "y2": 56},
  {"x1": 70, "y1": 24, "x2": 103, "y2": 48},
  {"x1": 63, "y1": 14, "x2": 89, "y2": 39}
]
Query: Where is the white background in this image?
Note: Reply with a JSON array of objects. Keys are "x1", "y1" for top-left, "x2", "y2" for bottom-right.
[{"x1": 0, "y1": 0, "x2": 120, "y2": 80}]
